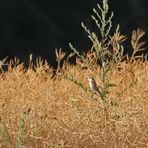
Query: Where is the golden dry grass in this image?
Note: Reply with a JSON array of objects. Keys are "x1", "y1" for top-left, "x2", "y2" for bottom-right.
[{"x1": 0, "y1": 59, "x2": 147, "y2": 148}]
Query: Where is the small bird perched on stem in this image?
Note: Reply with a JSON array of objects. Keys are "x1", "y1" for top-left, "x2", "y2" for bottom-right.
[{"x1": 86, "y1": 76, "x2": 101, "y2": 96}]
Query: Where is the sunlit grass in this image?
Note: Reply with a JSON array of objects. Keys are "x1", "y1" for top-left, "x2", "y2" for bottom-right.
[
  {"x1": 0, "y1": 58, "x2": 147, "y2": 147},
  {"x1": 0, "y1": 0, "x2": 148, "y2": 147}
]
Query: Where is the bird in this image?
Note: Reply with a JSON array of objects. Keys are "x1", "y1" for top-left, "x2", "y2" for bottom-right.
[{"x1": 86, "y1": 76, "x2": 101, "y2": 96}]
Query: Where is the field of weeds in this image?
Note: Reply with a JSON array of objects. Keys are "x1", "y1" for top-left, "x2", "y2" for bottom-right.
[
  {"x1": 0, "y1": 58, "x2": 147, "y2": 147},
  {"x1": 0, "y1": 0, "x2": 148, "y2": 147}
]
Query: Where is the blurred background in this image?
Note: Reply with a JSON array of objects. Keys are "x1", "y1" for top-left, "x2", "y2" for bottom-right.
[{"x1": 0, "y1": 0, "x2": 148, "y2": 66}]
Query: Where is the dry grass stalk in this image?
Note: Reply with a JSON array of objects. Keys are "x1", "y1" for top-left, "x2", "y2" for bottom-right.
[{"x1": 131, "y1": 28, "x2": 146, "y2": 61}]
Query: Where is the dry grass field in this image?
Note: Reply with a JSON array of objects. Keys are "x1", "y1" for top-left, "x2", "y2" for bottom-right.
[
  {"x1": 0, "y1": 57, "x2": 147, "y2": 147},
  {"x1": 0, "y1": 1, "x2": 148, "y2": 147}
]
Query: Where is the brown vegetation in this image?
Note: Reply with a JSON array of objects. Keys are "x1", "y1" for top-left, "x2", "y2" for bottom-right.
[
  {"x1": 0, "y1": 1, "x2": 148, "y2": 147},
  {"x1": 0, "y1": 57, "x2": 147, "y2": 147}
]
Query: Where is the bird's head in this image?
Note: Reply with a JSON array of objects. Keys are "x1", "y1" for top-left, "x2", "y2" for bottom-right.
[{"x1": 86, "y1": 76, "x2": 94, "y2": 82}]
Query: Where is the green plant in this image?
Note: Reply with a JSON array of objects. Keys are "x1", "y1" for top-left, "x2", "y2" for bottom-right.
[
  {"x1": 60, "y1": 73, "x2": 88, "y2": 92},
  {"x1": 16, "y1": 110, "x2": 30, "y2": 148},
  {"x1": 69, "y1": 0, "x2": 115, "y2": 104},
  {"x1": 70, "y1": 0, "x2": 114, "y2": 65},
  {"x1": 68, "y1": 1, "x2": 127, "y2": 146}
]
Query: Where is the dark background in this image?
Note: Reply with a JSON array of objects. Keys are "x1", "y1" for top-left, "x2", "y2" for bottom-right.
[{"x1": 0, "y1": 0, "x2": 148, "y2": 66}]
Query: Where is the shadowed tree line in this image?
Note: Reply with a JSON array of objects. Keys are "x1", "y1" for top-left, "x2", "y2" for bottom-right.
[{"x1": 0, "y1": 0, "x2": 147, "y2": 66}]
